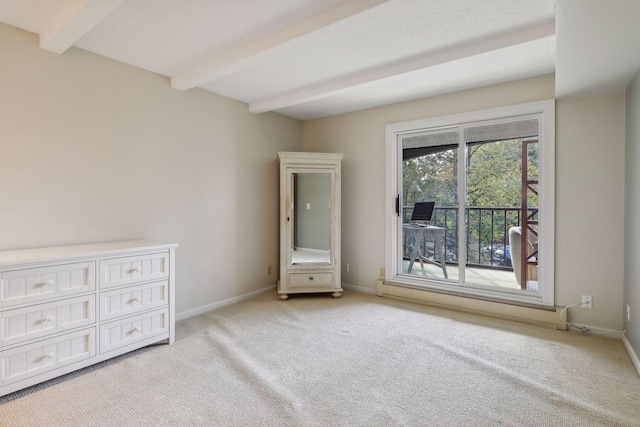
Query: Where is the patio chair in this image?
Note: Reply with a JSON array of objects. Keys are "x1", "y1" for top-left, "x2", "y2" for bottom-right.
[{"x1": 508, "y1": 226, "x2": 538, "y2": 290}]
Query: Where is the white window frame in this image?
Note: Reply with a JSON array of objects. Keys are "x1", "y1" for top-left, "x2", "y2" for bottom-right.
[{"x1": 384, "y1": 100, "x2": 555, "y2": 307}]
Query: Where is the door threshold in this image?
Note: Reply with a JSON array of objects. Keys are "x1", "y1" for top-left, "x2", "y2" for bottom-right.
[{"x1": 377, "y1": 279, "x2": 566, "y2": 330}]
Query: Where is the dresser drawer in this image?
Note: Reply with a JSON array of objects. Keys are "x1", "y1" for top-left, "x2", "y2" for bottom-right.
[
  {"x1": 288, "y1": 272, "x2": 334, "y2": 288},
  {"x1": 99, "y1": 308, "x2": 169, "y2": 354},
  {"x1": 99, "y1": 280, "x2": 168, "y2": 321},
  {"x1": 1, "y1": 327, "x2": 96, "y2": 386},
  {"x1": 99, "y1": 252, "x2": 169, "y2": 289},
  {"x1": 0, "y1": 262, "x2": 96, "y2": 307},
  {"x1": 1, "y1": 295, "x2": 95, "y2": 347}
]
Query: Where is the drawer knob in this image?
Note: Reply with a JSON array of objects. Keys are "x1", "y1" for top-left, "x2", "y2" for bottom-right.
[
  {"x1": 41, "y1": 280, "x2": 55, "y2": 287},
  {"x1": 308, "y1": 276, "x2": 314, "y2": 281},
  {"x1": 43, "y1": 352, "x2": 55, "y2": 360},
  {"x1": 130, "y1": 267, "x2": 140, "y2": 273},
  {"x1": 130, "y1": 296, "x2": 140, "y2": 303},
  {"x1": 131, "y1": 326, "x2": 140, "y2": 334},
  {"x1": 41, "y1": 316, "x2": 54, "y2": 324}
]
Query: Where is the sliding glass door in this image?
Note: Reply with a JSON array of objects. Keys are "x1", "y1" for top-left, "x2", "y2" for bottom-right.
[
  {"x1": 385, "y1": 101, "x2": 554, "y2": 307},
  {"x1": 401, "y1": 128, "x2": 459, "y2": 282}
]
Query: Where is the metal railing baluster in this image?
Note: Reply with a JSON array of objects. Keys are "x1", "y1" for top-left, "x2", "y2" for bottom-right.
[{"x1": 402, "y1": 205, "x2": 534, "y2": 270}]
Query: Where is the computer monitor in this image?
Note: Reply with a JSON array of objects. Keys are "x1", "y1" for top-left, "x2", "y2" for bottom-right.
[{"x1": 411, "y1": 201, "x2": 435, "y2": 222}]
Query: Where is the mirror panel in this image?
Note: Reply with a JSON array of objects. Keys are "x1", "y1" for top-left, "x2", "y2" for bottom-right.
[{"x1": 291, "y1": 172, "x2": 331, "y2": 265}]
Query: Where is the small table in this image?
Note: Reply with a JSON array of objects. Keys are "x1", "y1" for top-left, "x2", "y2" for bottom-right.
[{"x1": 403, "y1": 224, "x2": 448, "y2": 278}]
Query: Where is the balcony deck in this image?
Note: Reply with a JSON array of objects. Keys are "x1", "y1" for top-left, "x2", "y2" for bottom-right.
[
  {"x1": 401, "y1": 205, "x2": 533, "y2": 290},
  {"x1": 402, "y1": 260, "x2": 519, "y2": 289}
]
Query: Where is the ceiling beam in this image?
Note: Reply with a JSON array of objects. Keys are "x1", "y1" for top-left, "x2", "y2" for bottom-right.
[
  {"x1": 250, "y1": 20, "x2": 556, "y2": 114},
  {"x1": 171, "y1": 0, "x2": 391, "y2": 91},
  {"x1": 39, "y1": 0, "x2": 126, "y2": 54}
]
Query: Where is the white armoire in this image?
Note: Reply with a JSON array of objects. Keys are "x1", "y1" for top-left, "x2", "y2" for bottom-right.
[{"x1": 277, "y1": 152, "x2": 343, "y2": 300}]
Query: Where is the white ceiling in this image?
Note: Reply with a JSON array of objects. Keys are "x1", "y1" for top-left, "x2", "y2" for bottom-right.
[{"x1": 1, "y1": 1, "x2": 639, "y2": 120}]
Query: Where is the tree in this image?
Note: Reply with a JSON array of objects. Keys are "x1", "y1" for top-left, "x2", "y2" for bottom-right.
[
  {"x1": 403, "y1": 147, "x2": 458, "y2": 208},
  {"x1": 402, "y1": 138, "x2": 540, "y2": 265}
]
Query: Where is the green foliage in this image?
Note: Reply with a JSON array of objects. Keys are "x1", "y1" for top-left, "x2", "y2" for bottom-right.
[
  {"x1": 467, "y1": 140, "x2": 521, "y2": 208},
  {"x1": 403, "y1": 138, "x2": 539, "y2": 209},
  {"x1": 403, "y1": 138, "x2": 539, "y2": 265},
  {"x1": 403, "y1": 148, "x2": 458, "y2": 207}
]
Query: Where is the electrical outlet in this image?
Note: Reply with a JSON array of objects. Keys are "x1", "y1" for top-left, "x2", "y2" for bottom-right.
[
  {"x1": 343, "y1": 263, "x2": 350, "y2": 273},
  {"x1": 627, "y1": 304, "x2": 631, "y2": 322},
  {"x1": 266, "y1": 265, "x2": 272, "y2": 275},
  {"x1": 379, "y1": 267, "x2": 385, "y2": 279},
  {"x1": 581, "y1": 295, "x2": 592, "y2": 309}
]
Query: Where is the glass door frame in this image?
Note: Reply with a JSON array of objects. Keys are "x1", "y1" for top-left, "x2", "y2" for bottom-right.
[{"x1": 384, "y1": 100, "x2": 555, "y2": 307}]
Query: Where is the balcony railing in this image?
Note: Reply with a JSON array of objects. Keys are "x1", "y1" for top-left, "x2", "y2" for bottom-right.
[{"x1": 403, "y1": 206, "x2": 536, "y2": 270}]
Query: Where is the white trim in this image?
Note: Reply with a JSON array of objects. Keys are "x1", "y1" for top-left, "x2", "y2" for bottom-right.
[
  {"x1": 562, "y1": 323, "x2": 625, "y2": 339},
  {"x1": 385, "y1": 276, "x2": 554, "y2": 308},
  {"x1": 623, "y1": 335, "x2": 640, "y2": 377},
  {"x1": 175, "y1": 285, "x2": 276, "y2": 321},
  {"x1": 386, "y1": 100, "x2": 554, "y2": 133},
  {"x1": 378, "y1": 280, "x2": 566, "y2": 330},
  {"x1": 385, "y1": 99, "x2": 555, "y2": 306},
  {"x1": 457, "y1": 127, "x2": 467, "y2": 285},
  {"x1": 538, "y1": 101, "x2": 555, "y2": 305},
  {"x1": 385, "y1": 124, "x2": 399, "y2": 288},
  {"x1": 342, "y1": 282, "x2": 377, "y2": 294}
]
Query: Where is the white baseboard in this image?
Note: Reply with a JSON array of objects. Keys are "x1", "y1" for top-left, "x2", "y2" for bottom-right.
[
  {"x1": 176, "y1": 285, "x2": 276, "y2": 321},
  {"x1": 378, "y1": 280, "x2": 565, "y2": 330},
  {"x1": 342, "y1": 282, "x2": 377, "y2": 295},
  {"x1": 177, "y1": 283, "x2": 374, "y2": 321},
  {"x1": 563, "y1": 322, "x2": 624, "y2": 339},
  {"x1": 623, "y1": 335, "x2": 640, "y2": 377}
]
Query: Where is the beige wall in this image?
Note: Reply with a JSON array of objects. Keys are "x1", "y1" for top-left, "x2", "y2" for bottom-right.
[
  {"x1": 625, "y1": 68, "x2": 640, "y2": 353},
  {"x1": 556, "y1": 92, "x2": 625, "y2": 330},
  {"x1": 2, "y1": 20, "x2": 628, "y2": 331},
  {"x1": 0, "y1": 24, "x2": 302, "y2": 315},
  {"x1": 303, "y1": 74, "x2": 626, "y2": 330}
]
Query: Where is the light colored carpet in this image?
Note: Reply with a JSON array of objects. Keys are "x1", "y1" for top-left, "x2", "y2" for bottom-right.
[{"x1": 1, "y1": 291, "x2": 639, "y2": 426}]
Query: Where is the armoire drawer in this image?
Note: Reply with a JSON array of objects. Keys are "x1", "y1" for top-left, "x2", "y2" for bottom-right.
[
  {"x1": 287, "y1": 272, "x2": 334, "y2": 288},
  {"x1": 99, "y1": 280, "x2": 168, "y2": 321},
  {"x1": 0, "y1": 262, "x2": 96, "y2": 307},
  {"x1": 1, "y1": 327, "x2": 96, "y2": 386},
  {"x1": 99, "y1": 308, "x2": 169, "y2": 354},
  {"x1": 1, "y1": 295, "x2": 95, "y2": 347},
  {"x1": 99, "y1": 252, "x2": 169, "y2": 289}
]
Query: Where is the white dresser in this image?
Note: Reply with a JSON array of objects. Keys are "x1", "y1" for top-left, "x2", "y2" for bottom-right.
[{"x1": 0, "y1": 240, "x2": 177, "y2": 397}]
